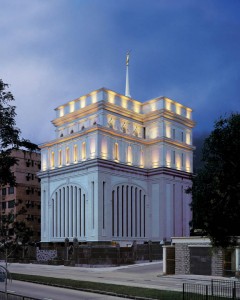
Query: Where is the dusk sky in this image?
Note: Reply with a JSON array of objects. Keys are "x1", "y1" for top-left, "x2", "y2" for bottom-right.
[{"x1": 1, "y1": 0, "x2": 240, "y2": 145}]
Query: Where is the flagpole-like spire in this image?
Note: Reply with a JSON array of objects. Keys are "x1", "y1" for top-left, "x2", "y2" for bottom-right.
[{"x1": 125, "y1": 51, "x2": 131, "y2": 98}]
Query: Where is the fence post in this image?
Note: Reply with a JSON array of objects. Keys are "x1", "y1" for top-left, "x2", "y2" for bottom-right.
[
  {"x1": 211, "y1": 279, "x2": 213, "y2": 296},
  {"x1": 232, "y1": 281, "x2": 236, "y2": 299},
  {"x1": 206, "y1": 285, "x2": 208, "y2": 300},
  {"x1": 182, "y1": 283, "x2": 185, "y2": 300}
]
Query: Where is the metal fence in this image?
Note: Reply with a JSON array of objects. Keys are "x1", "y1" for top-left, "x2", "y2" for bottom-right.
[
  {"x1": 183, "y1": 279, "x2": 240, "y2": 300},
  {"x1": 0, "y1": 291, "x2": 41, "y2": 300}
]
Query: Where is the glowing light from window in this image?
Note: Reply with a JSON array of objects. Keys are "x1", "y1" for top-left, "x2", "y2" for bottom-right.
[
  {"x1": 73, "y1": 145, "x2": 78, "y2": 162},
  {"x1": 82, "y1": 142, "x2": 86, "y2": 160},
  {"x1": 186, "y1": 109, "x2": 191, "y2": 119},
  {"x1": 165, "y1": 124, "x2": 171, "y2": 138},
  {"x1": 121, "y1": 97, "x2": 128, "y2": 109},
  {"x1": 108, "y1": 93, "x2": 115, "y2": 104},
  {"x1": 101, "y1": 138, "x2": 108, "y2": 159},
  {"x1": 133, "y1": 102, "x2": 140, "y2": 113},
  {"x1": 69, "y1": 101, "x2": 75, "y2": 113},
  {"x1": 186, "y1": 132, "x2": 191, "y2": 145},
  {"x1": 152, "y1": 148, "x2": 159, "y2": 168},
  {"x1": 58, "y1": 150, "x2": 62, "y2": 166},
  {"x1": 150, "y1": 127, "x2": 158, "y2": 139},
  {"x1": 140, "y1": 150, "x2": 144, "y2": 168},
  {"x1": 165, "y1": 99, "x2": 171, "y2": 111},
  {"x1": 166, "y1": 150, "x2": 171, "y2": 167},
  {"x1": 91, "y1": 93, "x2": 97, "y2": 103},
  {"x1": 90, "y1": 138, "x2": 96, "y2": 158},
  {"x1": 151, "y1": 102, "x2": 157, "y2": 111},
  {"x1": 51, "y1": 151, "x2": 55, "y2": 168},
  {"x1": 66, "y1": 147, "x2": 70, "y2": 165},
  {"x1": 127, "y1": 146, "x2": 132, "y2": 165},
  {"x1": 186, "y1": 155, "x2": 191, "y2": 172},
  {"x1": 42, "y1": 154, "x2": 47, "y2": 171},
  {"x1": 59, "y1": 106, "x2": 64, "y2": 117},
  {"x1": 114, "y1": 143, "x2": 119, "y2": 161},
  {"x1": 176, "y1": 153, "x2": 181, "y2": 170},
  {"x1": 80, "y1": 96, "x2": 86, "y2": 108},
  {"x1": 176, "y1": 104, "x2": 181, "y2": 115}
]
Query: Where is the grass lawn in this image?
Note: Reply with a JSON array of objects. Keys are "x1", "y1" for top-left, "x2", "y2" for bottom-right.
[{"x1": 11, "y1": 273, "x2": 182, "y2": 299}]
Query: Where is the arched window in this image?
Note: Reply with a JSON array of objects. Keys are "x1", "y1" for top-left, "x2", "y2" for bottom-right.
[
  {"x1": 58, "y1": 150, "x2": 62, "y2": 166},
  {"x1": 66, "y1": 147, "x2": 70, "y2": 164},
  {"x1": 51, "y1": 152, "x2": 55, "y2": 168},
  {"x1": 73, "y1": 145, "x2": 78, "y2": 162},
  {"x1": 127, "y1": 146, "x2": 132, "y2": 164}
]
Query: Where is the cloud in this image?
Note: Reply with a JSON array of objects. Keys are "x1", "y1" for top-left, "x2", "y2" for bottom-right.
[{"x1": 0, "y1": 0, "x2": 240, "y2": 144}]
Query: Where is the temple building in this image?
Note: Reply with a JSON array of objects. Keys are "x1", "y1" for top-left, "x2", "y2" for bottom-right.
[{"x1": 38, "y1": 87, "x2": 195, "y2": 245}]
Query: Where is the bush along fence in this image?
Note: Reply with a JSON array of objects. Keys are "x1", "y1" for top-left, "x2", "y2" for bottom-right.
[
  {"x1": 1, "y1": 240, "x2": 163, "y2": 265},
  {"x1": 183, "y1": 279, "x2": 240, "y2": 299},
  {"x1": 45, "y1": 241, "x2": 163, "y2": 266}
]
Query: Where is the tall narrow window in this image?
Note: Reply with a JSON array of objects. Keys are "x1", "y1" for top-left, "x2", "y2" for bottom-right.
[
  {"x1": 181, "y1": 131, "x2": 184, "y2": 142},
  {"x1": 127, "y1": 146, "x2": 132, "y2": 164},
  {"x1": 172, "y1": 150, "x2": 176, "y2": 165},
  {"x1": 143, "y1": 127, "x2": 146, "y2": 139},
  {"x1": 181, "y1": 153, "x2": 184, "y2": 167},
  {"x1": 82, "y1": 142, "x2": 86, "y2": 160},
  {"x1": 114, "y1": 143, "x2": 119, "y2": 161},
  {"x1": 73, "y1": 145, "x2": 78, "y2": 162},
  {"x1": 172, "y1": 128, "x2": 176, "y2": 139},
  {"x1": 51, "y1": 152, "x2": 55, "y2": 168},
  {"x1": 66, "y1": 147, "x2": 70, "y2": 164},
  {"x1": 140, "y1": 149, "x2": 144, "y2": 167},
  {"x1": 58, "y1": 150, "x2": 62, "y2": 166}
]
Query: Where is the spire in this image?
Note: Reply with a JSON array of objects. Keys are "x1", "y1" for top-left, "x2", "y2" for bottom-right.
[{"x1": 125, "y1": 51, "x2": 131, "y2": 98}]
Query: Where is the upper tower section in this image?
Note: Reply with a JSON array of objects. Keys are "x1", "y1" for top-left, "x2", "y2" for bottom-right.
[
  {"x1": 40, "y1": 88, "x2": 195, "y2": 173},
  {"x1": 52, "y1": 87, "x2": 194, "y2": 140}
]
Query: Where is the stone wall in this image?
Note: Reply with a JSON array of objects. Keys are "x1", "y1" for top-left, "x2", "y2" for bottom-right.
[
  {"x1": 175, "y1": 243, "x2": 190, "y2": 274},
  {"x1": 212, "y1": 248, "x2": 224, "y2": 276}
]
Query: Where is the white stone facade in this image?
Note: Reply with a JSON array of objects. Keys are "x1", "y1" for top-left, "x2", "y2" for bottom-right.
[{"x1": 38, "y1": 88, "x2": 195, "y2": 244}]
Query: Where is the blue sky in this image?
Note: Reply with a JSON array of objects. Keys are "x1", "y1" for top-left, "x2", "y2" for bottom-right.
[{"x1": 1, "y1": 0, "x2": 240, "y2": 144}]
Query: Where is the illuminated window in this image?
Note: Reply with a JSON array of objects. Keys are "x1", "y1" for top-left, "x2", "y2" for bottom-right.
[
  {"x1": 51, "y1": 152, "x2": 55, "y2": 168},
  {"x1": 114, "y1": 143, "x2": 119, "y2": 161},
  {"x1": 66, "y1": 147, "x2": 70, "y2": 164},
  {"x1": 82, "y1": 142, "x2": 86, "y2": 160},
  {"x1": 127, "y1": 146, "x2": 132, "y2": 164},
  {"x1": 140, "y1": 150, "x2": 144, "y2": 167},
  {"x1": 73, "y1": 145, "x2": 78, "y2": 162},
  {"x1": 58, "y1": 150, "x2": 62, "y2": 166}
]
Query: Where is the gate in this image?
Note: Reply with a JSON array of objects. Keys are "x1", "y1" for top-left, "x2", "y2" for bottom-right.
[{"x1": 190, "y1": 247, "x2": 211, "y2": 275}]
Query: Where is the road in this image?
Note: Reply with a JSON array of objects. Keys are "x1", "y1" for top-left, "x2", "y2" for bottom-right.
[{"x1": 0, "y1": 280, "x2": 131, "y2": 300}]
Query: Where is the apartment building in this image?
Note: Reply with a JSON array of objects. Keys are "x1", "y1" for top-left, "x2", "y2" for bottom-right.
[{"x1": 0, "y1": 149, "x2": 41, "y2": 242}]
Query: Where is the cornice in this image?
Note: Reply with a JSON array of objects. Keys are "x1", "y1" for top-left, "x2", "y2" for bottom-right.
[
  {"x1": 38, "y1": 158, "x2": 192, "y2": 180},
  {"x1": 39, "y1": 125, "x2": 194, "y2": 151},
  {"x1": 52, "y1": 100, "x2": 195, "y2": 129}
]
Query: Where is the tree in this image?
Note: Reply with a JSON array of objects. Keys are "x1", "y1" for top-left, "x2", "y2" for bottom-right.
[
  {"x1": 189, "y1": 113, "x2": 240, "y2": 248},
  {"x1": 0, "y1": 79, "x2": 37, "y2": 186},
  {"x1": 0, "y1": 79, "x2": 38, "y2": 262}
]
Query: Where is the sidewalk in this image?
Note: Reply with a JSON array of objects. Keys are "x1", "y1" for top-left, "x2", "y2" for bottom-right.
[{"x1": 3, "y1": 261, "x2": 238, "y2": 292}]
